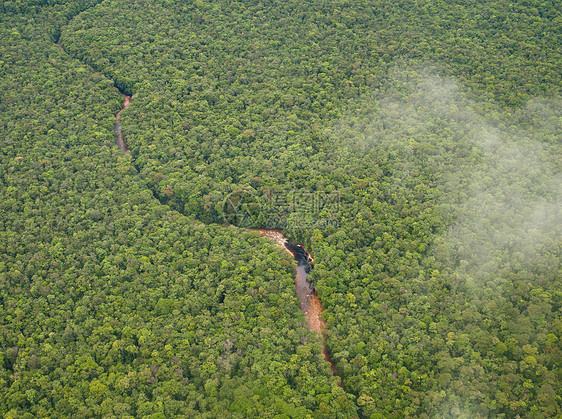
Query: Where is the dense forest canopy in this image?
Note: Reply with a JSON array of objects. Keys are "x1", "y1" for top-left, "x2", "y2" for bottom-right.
[{"x1": 1, "y1": 0, "x2": 560, "y2": 417}]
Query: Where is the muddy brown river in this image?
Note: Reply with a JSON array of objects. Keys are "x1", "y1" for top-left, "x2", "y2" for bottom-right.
[
  {"x1": 114, "y1": 94, "x2": 131, "y2": 152},
  {"x1": 256, "y1": 229, "x2": 339, "y2": 376},
  {"x1": 110, "y1": 97, "x2": 340, "y2": 378}
]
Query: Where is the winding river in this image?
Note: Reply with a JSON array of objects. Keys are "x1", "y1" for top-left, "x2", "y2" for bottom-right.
[
  {"x1": 111, "y1": 93, "x2": 339, "y2": 379},
  {"x1": 114, "y1": 94, "x2": 131, "y2": 152},
  {"x1": 256, "y1": 230, "x2": 339, "y2": 376},
  {"x1": 55, "y1": 12, "x2": 343, "y2": 393}
]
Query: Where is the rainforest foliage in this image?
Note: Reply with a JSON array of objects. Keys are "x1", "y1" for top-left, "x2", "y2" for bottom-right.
[{"x1": 1, "y1": 0, "x2": 561, "y2": 417}]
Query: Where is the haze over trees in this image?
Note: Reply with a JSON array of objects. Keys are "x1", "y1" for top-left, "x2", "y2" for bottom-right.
[{"x1": 1, "y1": 0, "x2": 560, "y2": 417}]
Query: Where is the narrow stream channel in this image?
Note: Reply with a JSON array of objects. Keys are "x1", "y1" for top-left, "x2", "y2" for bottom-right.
[
  {"x1": 256, "y1": 230, "x2": 340, "y2": 377},
  {"x1": 110, "y1": 87, "x2": 340, "y2": 381},
  {"x1": 114, "y1": 94, "x2": 131, "y2": 152},
  {"x1": 111, "y1": 92, "x2": 340, "y2": 380}
]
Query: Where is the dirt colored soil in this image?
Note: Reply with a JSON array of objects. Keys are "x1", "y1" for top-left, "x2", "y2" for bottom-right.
[{"x1": 255, "y1": 229, "x2": 288, "y2": 248}]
